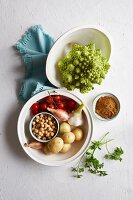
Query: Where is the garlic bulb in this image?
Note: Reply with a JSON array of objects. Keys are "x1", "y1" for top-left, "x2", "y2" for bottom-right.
[{"x1": 68, "y1": 103, "x2": 84, "y2": 126}]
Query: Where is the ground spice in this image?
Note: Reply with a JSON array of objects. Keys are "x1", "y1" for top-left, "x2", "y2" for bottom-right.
[{"x1": 95, "y1": 96, "x2": 118, "y2": 119}]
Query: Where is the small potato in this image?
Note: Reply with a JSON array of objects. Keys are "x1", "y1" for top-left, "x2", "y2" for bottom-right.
[
  {"x1": 43, "y1": 145, "x2": 52, "y2": 155},
  {"x1": 62, "y1": 132, "x2": 75, "y2": 144},
  {"x1": 60, "y1": 122, "x2": 71, "y2": 134},
  {"x1": 72, "y1": 128, "x2": 83, "y2": 141},
  {"x1": 48, "y1": 137, "x2": 64, "y2": 153},
  {"x1": 60, "y1": 144, "x2": 71, "y2": 153}
]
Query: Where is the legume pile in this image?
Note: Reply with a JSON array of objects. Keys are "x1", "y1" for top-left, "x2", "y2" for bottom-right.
[{"x1": 31, "y1": 114, "x2": 58, "y2": 141}]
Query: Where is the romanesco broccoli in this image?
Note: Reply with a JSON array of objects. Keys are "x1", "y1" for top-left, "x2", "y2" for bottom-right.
[{"x1": 57, "y1": 43, "x2": 110, "y2": 93}]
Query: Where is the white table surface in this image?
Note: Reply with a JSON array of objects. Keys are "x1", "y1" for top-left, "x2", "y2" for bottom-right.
[{"x1": 0, "y1": 0, "x2": 133, "y2": 199}]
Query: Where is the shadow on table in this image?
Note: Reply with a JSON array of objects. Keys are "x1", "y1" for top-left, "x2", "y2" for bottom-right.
[
  {"x1": 4, "y1": 47, "x2": 30, "y2": 161},
  {"x1": 4, "y1": 104, "x2": 30, "y2": 161}
]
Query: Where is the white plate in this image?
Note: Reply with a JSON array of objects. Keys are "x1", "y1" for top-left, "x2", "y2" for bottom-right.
[
  {"x1": 46, "y1": 25, "x2": 111, "y2": 88},
  {"x1": 17, "y1": 89, "x2": 93, "y2": 166}
]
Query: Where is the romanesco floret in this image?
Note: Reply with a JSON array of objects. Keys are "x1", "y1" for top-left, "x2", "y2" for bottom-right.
[{"x1": 57, "y1": 43, "x2": 110, "y2": 93}]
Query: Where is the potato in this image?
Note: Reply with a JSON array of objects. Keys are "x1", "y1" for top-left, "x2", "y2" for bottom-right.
[
  {"x1": 43, "y1": 144, "x2": 52, "y2": 155},
  {"x1": 62, "y1": 132, "x2": 75, "y2": 144},
  {"x1": 60, "y1": 122, "x2": 71, "y2": 134},
  {"x1": 72, "y1": 128, "x2": 83, "y2": 141},
  {"x1": 48, "y1": 137, "x2": 64, "y2": 153},
  {"x1": 60, "y1": 144, "x2": 71, "y2": 153}
]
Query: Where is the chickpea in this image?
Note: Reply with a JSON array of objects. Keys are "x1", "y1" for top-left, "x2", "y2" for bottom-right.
[
  {"x1": 40, "y1": 114, "x2": 43, "y2": 118},
  {"x1": 32, "y1": 121, "x2": 36, "y2": 125},
  {"x1": 52, "y1": 125, "x2": 55, "y2": 129},
  {"x1": 45, "y1": 124, "x2": 48, "y2": 128},
  {"x1": 48, "y1": 121, "x2": 53, "y2": 126},
  {"x1": 50, "y1": 132, "x2": 54, "y2": 137},
  {"x1": 39, "y1": 127, "x2": 44, "y2": 131},
  {"x1": 37, "y1": 124, "x2": 41, "y2": 129},
  {"x1": 47, "y1": 127, "x2": 51, "y2": 131},
  {"x1": 38, "y1": 133, "x2": 41, "y2": 136},
  {"x1": 35, "y1": 129, "x2": 38, "y2": 134},
  {"x1": 36, "y1": 115, "x2": 39, "y2": 119},
  {"x1": 46, "y1": 132, "x2": 50, "y2": 137}
]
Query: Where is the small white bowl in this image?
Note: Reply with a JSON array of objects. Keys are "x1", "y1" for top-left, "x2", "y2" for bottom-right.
[
  {"x1": 46, "y1": 25, "x2": 111, "y2": 88},
  {"x1": 29, "y1": 112, "x2": 59, "y2": 143},
  {"x1": 17, "y1": 89, "x2": 93, "y2": 166},
  {"x1": 93, "y1": 92, "x2": 120, "y2": 121}
]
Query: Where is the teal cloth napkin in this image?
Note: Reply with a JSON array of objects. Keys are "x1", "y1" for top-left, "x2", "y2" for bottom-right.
[{"x1": 16, "y1": 25, "x2": 56, "y2": 103}]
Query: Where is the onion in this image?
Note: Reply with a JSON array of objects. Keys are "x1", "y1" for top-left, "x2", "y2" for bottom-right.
[{"x1": 47, "y1": 107, "x2": 69, "y2": 121}]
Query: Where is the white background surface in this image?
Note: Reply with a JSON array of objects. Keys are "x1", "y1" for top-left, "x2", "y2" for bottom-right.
[{"x1": 0, "y1": 0, "x2": 133, "y2": 200}]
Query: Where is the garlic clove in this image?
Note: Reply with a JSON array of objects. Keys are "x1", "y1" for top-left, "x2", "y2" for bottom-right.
[{"x1": 24, "y1": 141, "x2": 43, "y2": 150}]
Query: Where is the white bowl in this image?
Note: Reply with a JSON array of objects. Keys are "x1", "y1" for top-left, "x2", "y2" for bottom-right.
[
  {"x1": 93, "y1": 92, "x2": 120, "y2": 121},
  {"x1": 17, "y1": 89, "x2": 93, "y2": 166},
  {"x1": 29, "y1": 112, "x2": 59, "y2": 143},
  {"x1": 46, "y1": 25, "x2": 111, "y2": 88}
]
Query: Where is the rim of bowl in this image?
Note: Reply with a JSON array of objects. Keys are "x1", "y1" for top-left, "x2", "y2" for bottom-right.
[
  {"x1": 29, "y1": 112, "x2": 59, "y2": 143},
  {"x1": 46, "y1": 25, "x2": 112, "y2": 88},
  {"x1": 50, "y1": 25, "x2": 112, "y2": 61},
  {"x1": 93, "y1": 92, "x2": 120, "y2": 121},
  {"x1": 17, "y1": 89, "x2": 93, "y2": 166}
]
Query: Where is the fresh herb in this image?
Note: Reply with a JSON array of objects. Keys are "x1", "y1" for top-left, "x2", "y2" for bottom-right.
[
  {"x1": 104, "y1": 147, "x2": 124, "y2": 161},
  {"x1": 72, "y1": 132, "x2": 124, "y2": 178}
]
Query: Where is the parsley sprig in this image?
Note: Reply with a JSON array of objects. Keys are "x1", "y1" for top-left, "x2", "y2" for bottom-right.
[
  {"x1": 72, "y1": 132, "x2": 124, "y2": 178},
  {"x1": 104, "y1": 146, "x2": 124, "y2": 161}
]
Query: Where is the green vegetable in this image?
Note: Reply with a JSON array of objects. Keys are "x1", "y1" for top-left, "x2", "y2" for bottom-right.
[
  {"x1": 72, "y1": 132, "x2": 124, "y2": 178},
  {"x1": 104, "y1": 147, "x2": 124, "y2": 161},
  {"x1": 58, "y1": 43, "x2": 110, "y2": 93}
]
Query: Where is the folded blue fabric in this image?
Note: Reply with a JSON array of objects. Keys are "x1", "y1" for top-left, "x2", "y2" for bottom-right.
[{"x1": 16, "y1": 25, "x2": 56, "y2": 103}]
